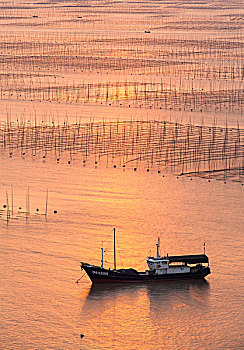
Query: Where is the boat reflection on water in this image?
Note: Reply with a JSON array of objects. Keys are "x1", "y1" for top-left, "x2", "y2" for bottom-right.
[
  {"x1": 146, "y1": 279, "x2": 209, "y2": 314},
  {"x1": 80, "y1": 280, "x2": 210, "y2": 349},
  {"x1": 82, "y1": 279, "x2": 209, "y2": 311}
]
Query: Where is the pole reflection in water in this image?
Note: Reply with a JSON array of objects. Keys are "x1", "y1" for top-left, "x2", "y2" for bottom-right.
[{"x1": 80, "y1": 280, "x2": 209, "y2": 349}]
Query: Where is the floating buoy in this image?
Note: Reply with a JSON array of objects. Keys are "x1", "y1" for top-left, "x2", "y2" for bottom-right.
[
  {"x1": 3, "y1": 204, "x2": 6, "y2": 208},
  {"x1": 158, "y1": 170, "x2": 161, "y2": 173},
  {"x1": 80, "y1": 334, "x2": 84, "y2": 339},
  {"x1": 36, "y1": 208, "x2": 39, "y2": 211},
  {"x1": 54, "y1": 210, "x2": 57, "y2": 214},
  {"x1": 147, "y1": 169, "x2": 149, "y2": 172},
  {"x1": 68, "y1": 160, "x2": 71, "y2": 164},
  {"x1": 114, "y1": 165, "x2": 116, "y2": 168},
  {"x1": 122, "y1": 165, "x2": 125, "y2": 168},
  {"x1": 134, "y1": 168, "x2": 137, "y2": 171}
]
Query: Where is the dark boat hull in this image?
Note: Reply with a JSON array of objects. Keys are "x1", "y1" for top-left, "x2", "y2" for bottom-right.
[{"x1": 81, "y1": 264, "x2": 211, "y2": 284}]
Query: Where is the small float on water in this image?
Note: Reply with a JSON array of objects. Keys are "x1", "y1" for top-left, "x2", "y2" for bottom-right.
[{"x1": 81, "y1": 229, "x2": 210, "y2": 283}]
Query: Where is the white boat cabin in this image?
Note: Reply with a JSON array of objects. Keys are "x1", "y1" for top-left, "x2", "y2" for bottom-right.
[
  {"x1": 146, "y1": 256, "x2": 190, "y2": 275},
  {"x1": 146, "y1": 238, "x2": 192, "y2": 275}
]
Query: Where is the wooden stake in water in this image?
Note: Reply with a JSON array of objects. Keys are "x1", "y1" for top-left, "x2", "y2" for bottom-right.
[
  {"x1": 26, "y1": 187, "x2": 30, "y2": 220},
  {"x1": 11, "y1": 184, "x2": 13, "y2": 215},
  {"x1": 6, "y1": 190, "x2": 10, "y2": 222},
  {"x1": 45, "y1": 189, "x2": 48, "y2": 217}
]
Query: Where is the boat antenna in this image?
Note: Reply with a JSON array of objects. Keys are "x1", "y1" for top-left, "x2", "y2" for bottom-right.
[
  {"x1": 114, "y1": 227, "x2": 116, "y2": 270},
  {"x1": 156, "y1": 237, "x2": 160, "y2": 258},
  {"x1": 203, "y1": 242, "x2": 206, "y2": 254}
]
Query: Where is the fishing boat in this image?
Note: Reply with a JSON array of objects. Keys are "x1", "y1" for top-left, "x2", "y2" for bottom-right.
[{"x1": 81, "y1": 229, "x2": 211, "y2": 283}]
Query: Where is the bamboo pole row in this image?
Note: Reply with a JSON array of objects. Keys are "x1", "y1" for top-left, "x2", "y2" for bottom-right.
[
  {"x1": 0, "y1": 33, "x2": 243, "y2": 80},
  {"x1": 0, "y1": 120, "x2": 243, "y2": 182},
  {"x1": 0, "y1": 80, "x2": 242, "y2": 114}
]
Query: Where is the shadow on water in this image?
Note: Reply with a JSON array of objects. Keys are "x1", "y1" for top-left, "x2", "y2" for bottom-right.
[
  {"x1": 82, "y1": 279, "x2": 210, "y2": 311},
  {"x1": 87, "y1": 278, "x2": 209, "y2": 295},
  {"x1": 79, "y1": 280, "x2": 210, "y2": 349},
  {"x1": 146, "y1": 279, "x2": 210, "y2": 314}
]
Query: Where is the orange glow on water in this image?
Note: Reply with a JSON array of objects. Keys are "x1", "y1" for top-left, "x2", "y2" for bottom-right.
[{"x1": 1, "y1": 0, "x2": 243, "y2": 349}]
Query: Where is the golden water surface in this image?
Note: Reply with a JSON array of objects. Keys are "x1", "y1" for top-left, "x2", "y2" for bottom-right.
[{"x1": 0, "y1": 0, "x2": 243, "y2": 349}]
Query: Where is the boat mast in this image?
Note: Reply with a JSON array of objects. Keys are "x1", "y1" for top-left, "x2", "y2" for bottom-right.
[
  {"x1": 156, "y1": 237, "x2": 160, "y2": 258},
  {"x1": 101, "y1": 241, "x2": 104, "y2": 268},
  {"x1": 114, "y1": 227, "x2": 116, "y2": 270}
]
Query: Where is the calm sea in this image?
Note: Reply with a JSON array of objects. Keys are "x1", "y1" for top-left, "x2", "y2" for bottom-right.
[
  {"x1": 0, "y1": 155, "x2": 243, "y2": 349},
  {"x1": 0, "y1": 0, "x2": 243, "y2": 348}
]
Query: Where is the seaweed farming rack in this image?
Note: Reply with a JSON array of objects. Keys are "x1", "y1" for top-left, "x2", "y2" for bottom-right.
[{"x1": 0, "y1": 120, "x2": 243, "y2": 183}]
